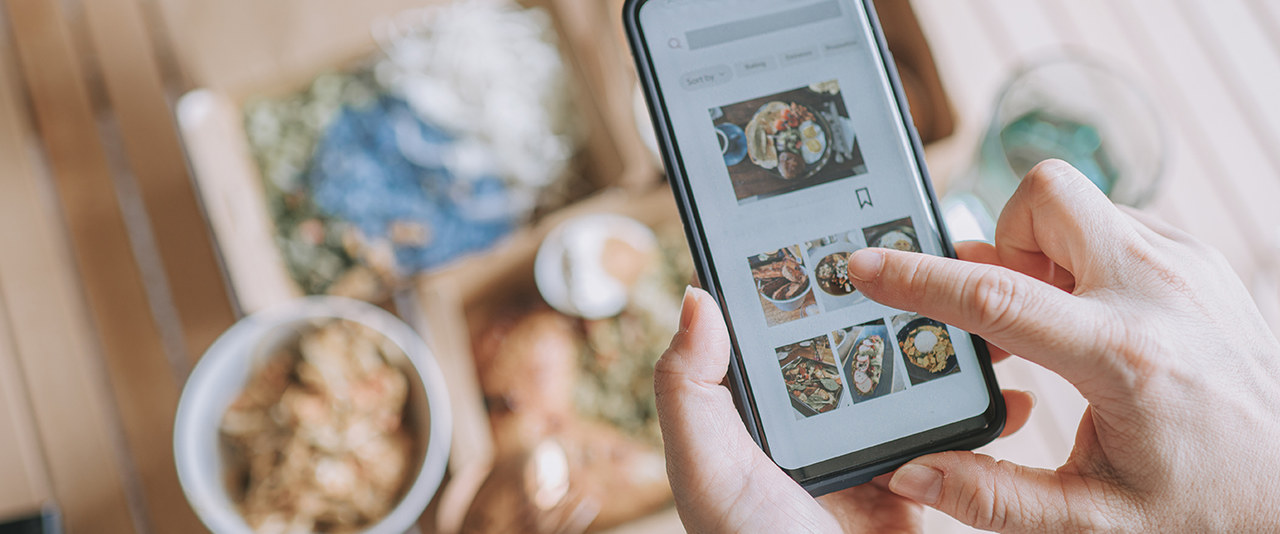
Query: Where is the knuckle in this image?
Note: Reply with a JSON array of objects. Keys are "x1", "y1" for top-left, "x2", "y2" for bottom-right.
[
  {"x1": 950, "y1": 454, "x2": 1011, "y2": 530},
  {"x1": 899, "y1": 253, "x2": 934, "y2": 295},
  {"x1": 1025, "y1": 160, "x2": 1075, "y2": 196},
  {"x1": 652, "y1": 351, "x2": 690, "y2": 397},
  {"x1": 967, "y1": 270, "x2": 1023, "y2": 334}
]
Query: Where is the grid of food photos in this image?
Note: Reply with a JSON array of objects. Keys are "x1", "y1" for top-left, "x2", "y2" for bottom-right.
[
  {"x1": 750, "y1": 217, "x2": 962, "y2": 419},
  {"x1": 748, "y1": 217, "x2": 921, "y2": 326},
  {"x1": 711, "y1": 81, "x2": 966, "y2": 421}
]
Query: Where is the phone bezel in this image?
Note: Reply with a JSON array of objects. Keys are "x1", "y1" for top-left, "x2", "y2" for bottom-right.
[{"x1": 623, "y1": 0, "x2": 1006, "y2": 495}]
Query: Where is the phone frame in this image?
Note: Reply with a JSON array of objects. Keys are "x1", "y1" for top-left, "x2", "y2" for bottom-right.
[{"x1": 623, "y1": 0, "x2": 1005, "y2": 495}]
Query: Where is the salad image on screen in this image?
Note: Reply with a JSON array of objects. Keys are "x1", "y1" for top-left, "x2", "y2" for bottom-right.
[
  {"x1": 710, "y1": 79, "x2": 867, "y2": 204},
  {"x1": 775, "y1": 335, "x2": 845, "y2": 419}
]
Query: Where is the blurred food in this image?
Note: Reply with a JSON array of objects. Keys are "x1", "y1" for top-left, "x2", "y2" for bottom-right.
[
  {"x1": 466, "y1": 223, "x2": 692, "y2": 531},
  {"x1": 244, "y1": 0, "x2": 581, "y2": 301},
  {"x1": 535, "y1": 215, "x2": 659, "y2": 320},
  {"x1": 220, "y1": 320, "x2": 415, "y2": 533},
  {"x1": 375, "y1": 0, "x2": 580, "y2": 195}
]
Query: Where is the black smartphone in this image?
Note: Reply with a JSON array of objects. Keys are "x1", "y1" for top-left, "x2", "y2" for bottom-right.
[{"x1": 623, "y1": 0, "x2": 1005, "y2": 495}]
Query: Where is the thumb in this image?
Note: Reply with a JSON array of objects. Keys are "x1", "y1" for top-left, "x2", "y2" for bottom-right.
[
  {"x1": 653, "y1": 286, "x2": 757, "y2": 472},
  {"x1": 888, "y1": 452, "x2": 1090, "y2": 532}
]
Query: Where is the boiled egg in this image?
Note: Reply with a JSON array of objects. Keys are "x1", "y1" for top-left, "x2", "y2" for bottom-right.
[
  {"x1": 914, "y1": 330, "x2": 939, "y2": 353},
  {"x1": 798, "y1": 120, "x2": 825, "y2": 164}
]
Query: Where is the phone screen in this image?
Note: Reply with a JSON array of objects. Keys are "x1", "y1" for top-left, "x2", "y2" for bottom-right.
[{"x1": 634, "y1": 0, "x2": 995, "y2": 473}]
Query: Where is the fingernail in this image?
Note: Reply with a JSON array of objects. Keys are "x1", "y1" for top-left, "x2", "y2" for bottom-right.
[
  {"x1": 889, "y1": 464, "x2": 943, "y2": 505},
  {"x1": 847, "y1": 249, "x2": 885, "y2": 282},
  {"x1": 678, "y1": 286, "x2": 696, "y2": 332}
]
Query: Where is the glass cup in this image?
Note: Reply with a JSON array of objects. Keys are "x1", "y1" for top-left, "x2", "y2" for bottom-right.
[{"x1": 944, "y1": 57, "x2": 1167, "y2": 241}]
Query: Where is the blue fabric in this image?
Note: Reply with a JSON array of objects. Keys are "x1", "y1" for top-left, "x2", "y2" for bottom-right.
[{"x1": 306, "y1": 96, "x2": 513, "y2": 273}]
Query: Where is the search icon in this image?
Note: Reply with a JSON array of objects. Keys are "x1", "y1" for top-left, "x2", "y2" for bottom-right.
[{"x1": 668, "y1": 38, "x2": 682, "y2": 49}]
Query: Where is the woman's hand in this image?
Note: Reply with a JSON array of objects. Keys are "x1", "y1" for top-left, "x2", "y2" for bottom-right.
[
  {"x1": 848, "y1": 160, "x2": 1280, "y2": 531},
  {"x1": 655, "y1": 275, "x2": 1034, "y2": 532}
]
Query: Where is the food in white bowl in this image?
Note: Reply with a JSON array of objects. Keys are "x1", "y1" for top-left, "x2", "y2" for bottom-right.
[
  {"x1": 175, "y1": 297, "x2": 451, "y2": 534},
  {"x1": 751, "y1": 248, "x2": 811, "y2": 311},
  {"x1": 220, "y1": 320, "x2": 412, "y2": 532}
]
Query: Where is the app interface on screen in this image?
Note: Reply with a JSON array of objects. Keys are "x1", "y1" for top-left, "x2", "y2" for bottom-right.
[{"x1": 639, "y1": 0, "x2": 991, "y2": 469}]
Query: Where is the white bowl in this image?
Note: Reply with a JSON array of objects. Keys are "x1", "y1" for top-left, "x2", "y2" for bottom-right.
[
  {"x1": 760, "y1": 279, "x2": 811, "y2": 312},
  {"x1": 174, "y1": 296, "x2": 452, "y2": 534}
]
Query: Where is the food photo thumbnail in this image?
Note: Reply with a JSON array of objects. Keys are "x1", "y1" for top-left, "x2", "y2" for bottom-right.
[
  {"x1": 831, "y1": 319, "x2": 904, "y2": 404},
  {"x1": 891, "y1": 312, "x2": 960, "y2": 385},
  {"x1": 711, "y1": 79, "x2": 867, "y2": 204},
  {"x1": 804, "y1": 232, "x2": 866, "y2": 312},
  {"x1": 775, "y1": 335, "x2": 845, "y2": 419},
  {"x1": 748, "y1": 246, "x2": 818, "y2": 326},
  {"x1": 862, "y1": 217, "x2": 921, "y2": 253}
]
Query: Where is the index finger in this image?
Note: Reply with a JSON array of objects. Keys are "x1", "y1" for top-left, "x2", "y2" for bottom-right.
[{"x1": 846, "y1": 248, "x2": 1118, "y2": 396}]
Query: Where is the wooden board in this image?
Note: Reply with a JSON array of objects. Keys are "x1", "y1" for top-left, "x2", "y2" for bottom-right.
[
  {"x1": 0, "y1": 300, "x2": 50, "y2": 520},
  {"x1": 79, "y1": 0, "x2": 237, "y2": 361},
  {"x1": 0, "y1": 7, "x2": 139, "y2": 532},
  {"x1": 3, "y1": 0, "x2": 201, "y2": 531}
]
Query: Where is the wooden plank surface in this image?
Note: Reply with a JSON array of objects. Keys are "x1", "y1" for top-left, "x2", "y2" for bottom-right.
[
  {"x1": 79, "y1": 0, "x2": 237, "y2": 362},
  {"x1": 0, "y1": 301, "x2": 50, "y2": 520},
  {"x1": 0, "y1": 18, "x2": 52, "y2": 513},
  {"x1": 0, "y1": 8, "x2": 140, "y2": 532},
  {"x1": 3, "y1": 0, "x2": 202, "y2": 531}
]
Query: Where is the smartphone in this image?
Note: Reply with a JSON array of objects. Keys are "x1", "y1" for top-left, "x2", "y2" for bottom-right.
[{"x1": 623, "y1": 0, "x2": 1005, "y2": 495}]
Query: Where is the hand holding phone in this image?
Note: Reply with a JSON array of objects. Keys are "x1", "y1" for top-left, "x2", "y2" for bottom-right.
[
  {"x1": 625, "y1": 0, "x2": 1005, "y2": 493},
  {"x1": 658, "y1": 160, "x2": 1280, "y2": 532},
  {"x1": 656, "y1": 271, "x2": 1035, "y2": 533}
]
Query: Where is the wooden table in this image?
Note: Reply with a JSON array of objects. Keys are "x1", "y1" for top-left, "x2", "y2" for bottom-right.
[{"x1": 1, "y1": 0, "x2": 1278, "y2": 532}]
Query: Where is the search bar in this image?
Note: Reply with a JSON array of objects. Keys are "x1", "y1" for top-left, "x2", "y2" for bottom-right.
[{"x1": 685, "y1": 0, "x2": 843, "y2": 51}]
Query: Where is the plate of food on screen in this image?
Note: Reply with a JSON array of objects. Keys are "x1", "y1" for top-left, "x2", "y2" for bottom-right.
[
  {"x1": 895, "y1": 316, "x2": 959, "y2": 384},
  {"x1": 750, "y1": 247, "x2": 811, "y2": 311},
  {"x1": 746, "y1": 101, "x2": 832, "y2": 181},
  {"x1": 780, "y1": 345, "x2": 843, "y2": 416},
  {"x1": 863, "y1": 218, "x2": 922, "y2": 253},
  {"x1": 848, "y1": 333, "x2": 885, "y2": 396},
  {"x1": 814, "y1": 251, "x2": 855, "y2": 296}
]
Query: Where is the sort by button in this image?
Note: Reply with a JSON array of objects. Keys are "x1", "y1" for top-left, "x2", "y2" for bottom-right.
[{"x1": 680, "y1": 65, "x2": 733, "y2": 90}]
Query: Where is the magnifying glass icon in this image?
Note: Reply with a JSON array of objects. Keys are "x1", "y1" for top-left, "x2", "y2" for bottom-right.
[{"x1": 668, "y1": 38, "x2": 682, "y2": 49}]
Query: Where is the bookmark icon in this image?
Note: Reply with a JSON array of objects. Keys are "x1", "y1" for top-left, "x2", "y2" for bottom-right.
[{"x1": 855, "y1": 187, "x2": 873, "y2": 209}]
